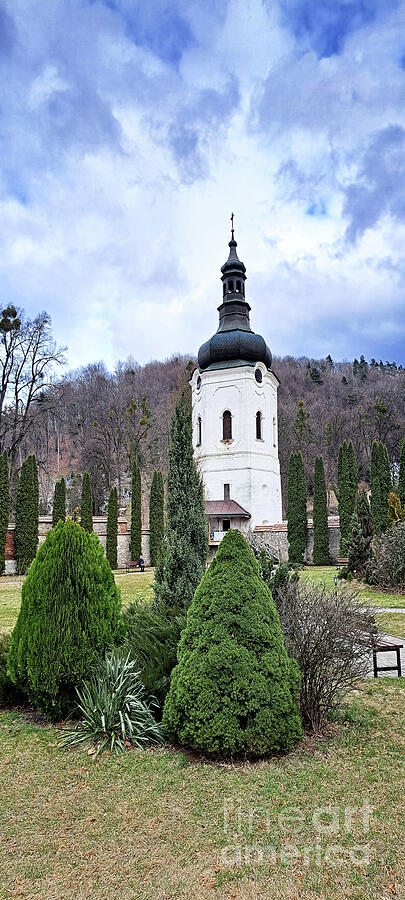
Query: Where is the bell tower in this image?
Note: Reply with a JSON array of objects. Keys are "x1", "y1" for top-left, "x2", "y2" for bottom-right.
[{"x1": 191, "y1": 221, "x2": 282, "y2": 533}]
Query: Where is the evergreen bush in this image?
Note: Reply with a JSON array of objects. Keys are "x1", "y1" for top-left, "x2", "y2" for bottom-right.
[
  {"x1": 346, "y1": 489, "x2": 373, "y2": 578},
  {"x1": 106, "y1": 487, "x2": 118, "y2": 569},
  {"x1": 130, "y1": 459, "x2": 142, "y2": 560},
  {"x1": 312, "y1": 456, "x2": 329, "y2": 564},
  {"x1": 163, "y1": 530, "x2": 302, "y2": 757},
  {"x1": 123, "y1": 603, "x2": 186, "y2": 710},
  {"x1": 80, "y1": 471, "x2": 93, "y2": 532},
  {"x1": 287, "y1": 451, "x2": 307, "y2": 564},
  {"x1": 154, "y1": 386, "x2": 208, "y2": 613},
  {"x1": 0, "y1": 631, "x2": 24, "y2": 707},
  {"x1": 370, "y1": 441, "x2": 391, "y2": 534},
  {"x1": 14, "y1": 455, "x2": 39, "y2": 574},
  {"x1": 149, "y1": 470, "x2": 164, "y2": 567},
  {"x1": 335, "y1": 441, "x2": 357, "y2": 555},
  {"x1": 52, "y1": 477, "x2": 66, "y2": 527},
  {"x1": 7, "y1": 519, "x2": 122, "y2": 719},
  {"x1": 0, "y1": 452, "x2": 10, "y2": 576}
]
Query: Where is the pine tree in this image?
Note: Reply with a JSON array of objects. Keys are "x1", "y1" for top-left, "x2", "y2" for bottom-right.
[
  {"x1": 130, "y1": 459, "x2": 142, "y2": 560},
  {"x1": 14, "y1": 455, "x2": 39, "y2": 574},
  {"x1": 149, "y1": 470, "x2": 164, "y2": 567},
  {"x1": 287, "y1": 451, "x2": 307, "y2": 564},
  {"x1": 312, "y1": 456, "x2": 329, "y2": 565},
  {"x1": 0, "y1": 452, "x2": 10, "y2": 576},
  {"x1": 8, "y1": 519, "x2": 122, "y2": 719},
  {"x1": 80, "y1": 471, "x2": 93, "y2": 532},
  {"x1": 52, "y1": 477, "x2": 66, "y2": 527},
  {"x1": 106, "y1": 486, "x2": 118, "y2": 569},
  {"x1": 398, "y1": 438, "x2": 405, "y2": 505},
  {"x1": 154, "y1": 386, "x2": 208, "y2": 612},
  {"x1": 163, "y1": 529, "x2": 302, "y2": 757}
]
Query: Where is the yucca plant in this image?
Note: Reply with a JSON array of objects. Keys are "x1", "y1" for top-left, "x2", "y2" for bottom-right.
[{"x1": 61, "y1": 649, "x2": 165, "y2": 754}]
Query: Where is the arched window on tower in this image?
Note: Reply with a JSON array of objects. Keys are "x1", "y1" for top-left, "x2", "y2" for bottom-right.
[
  {"x1": 236, "y1": 280, "x2": 241, "y2": 292},
  {"x1": 222, "y1": 410, "x2": 232, "y2": 441},
  {"x1": 256, "y1": 411, "x2": 263, "y2": 440},
  {"x1": 197, "y1": 416, "x2": 202, "y2": 446},
  {"x1": 228, "y1": 280, "x2": 234, "y2": 293},
  {"x1": 223, "y1": 282, "x2": 226, "y2": 297}
]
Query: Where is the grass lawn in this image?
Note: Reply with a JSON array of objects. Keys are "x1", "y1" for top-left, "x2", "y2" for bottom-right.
[
  {"x1": 0, "y1": 680, "x2": 403, "y2": 899},
  {"x1": 301, "y1": 566, "x2": 405, "y2": 609},
  {"x1": 375, "y1": 612, "x2": 405, "y2": 639}
]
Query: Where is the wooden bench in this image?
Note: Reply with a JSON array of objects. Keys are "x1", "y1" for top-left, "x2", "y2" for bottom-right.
[
  {"x1": 336, "y1": 557, "x2": 348, "y2": 569},
  {"x1": 372, "y1": 638, "x2": 403, "y2": 678},
  {"x1": 125, "y1": 561, "x2": 144, "y2": 573}
]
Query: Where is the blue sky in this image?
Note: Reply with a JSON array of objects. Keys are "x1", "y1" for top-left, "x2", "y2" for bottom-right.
[{"x1": 1, "y1": 0, "x2": 405, "y2": 369}]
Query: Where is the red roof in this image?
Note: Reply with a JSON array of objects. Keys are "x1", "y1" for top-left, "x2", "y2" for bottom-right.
[{"x1": 205, "y1": 500, "x2": 251, "y2": 518}]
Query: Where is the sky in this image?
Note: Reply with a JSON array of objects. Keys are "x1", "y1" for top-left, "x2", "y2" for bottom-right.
[{"x1": 1, "y1": 0, "x2": 405, "y2": 370}]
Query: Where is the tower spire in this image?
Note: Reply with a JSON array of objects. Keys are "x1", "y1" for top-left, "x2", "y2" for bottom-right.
[{"x1": 231, "y1": 211, "x2": 235, "y2": 241}]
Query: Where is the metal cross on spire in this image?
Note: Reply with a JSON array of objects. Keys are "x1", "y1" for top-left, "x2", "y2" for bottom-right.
[{"x1": 231, "y1": 211, "x2": 235, "y2": 240}]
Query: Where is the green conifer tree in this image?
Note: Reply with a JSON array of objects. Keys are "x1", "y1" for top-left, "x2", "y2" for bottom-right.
[
  {"x1": 378, "y1": 442, "x2": 391, "y2": 530},
  {"x1": 130, "y1": 459, "x2": 142, "y2": 560},
  {"x1": 163, "y1": 529, "x2": 302, "y2": 757},
  {"x1": 80, "y1": 471, "x2": 93, "y2": 532},
  {"x1": 347, "y1": 488, "x2": 373, "y2": 577},
  {"x1": 347, "y1": 440, "x2": 358, "y2": 517},
  {"x1": 335, "y1": 441, "x2": 353, "y2": 554},
  {"x1": 52, "y1": 477, "x2": 66, "y2": 527},
  {"x1": 0, "y1": 452, "x2": 10, "y2": 575},
  {"x1": 14, "y1": 455, "x2": 39, "y2": 574},
  {"x1": 154, "y1": 386, "x2": 208, "y2": 612},
  {"x1": 8, "y1": 519, "x2": 122, "y2": 719},
  {"x1": 398, "y1": 438, "x2": 405, "y2": 506},
  {"x1": 312, "y1": 456, "x2": 329, "y2": 565},
  {"x1": 149, "y1": 470, "x2": 164, "y2": 567},
  {"x1": 287, "y1": 451, "x2": 307, "y2": 564},
  {"x1": 106, "y1": 486, "x2": 118, "y2": 569}
]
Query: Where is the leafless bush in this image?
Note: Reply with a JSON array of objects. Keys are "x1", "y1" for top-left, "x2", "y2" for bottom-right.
[{"x1": 275, "y1": 581, "x2": 376, "y2": 731}]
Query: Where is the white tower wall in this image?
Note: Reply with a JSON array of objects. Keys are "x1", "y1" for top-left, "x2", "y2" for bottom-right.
[{"x1": 191, "y1": 361, "x2": 282, "y2": 528}]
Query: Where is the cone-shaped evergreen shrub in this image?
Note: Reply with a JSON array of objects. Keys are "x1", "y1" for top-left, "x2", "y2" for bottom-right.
[
  {"x1": 312, "y1": 456, "x2": 329, "y2": 564},
  {"x1": 130, "y1": 459, "x2": 142, "y2": 560},
  {"x1": 287, "y1": 451, "x2": 307, "y2": 564},
  {"x1": 106, "y1": 487, "x2": 118, "y2": 569},
  {"x1": 398, "y1": 438, "x2": 405, "y2": 506},
  {"x1": 80, "y1": 471, "x2": 93, "y2": 532},
  {"x1": 52, "y1": 477, "x2": 66, "y2": 527},
  {"x1": 149, "y1": 470, "x2": 164, "y2": 567},
  {"x1": 7, "y1": 519, "x2": 122, "y2": 719},
  {"x1": 163, "y1": 530, "x2": 302, "y2": 757},
  {"x1": 0, "y1": 452, "x2": 10, "y2": 575},
  {"x1": 14, "y1": 454, "x2": 39, "y2": 574}
]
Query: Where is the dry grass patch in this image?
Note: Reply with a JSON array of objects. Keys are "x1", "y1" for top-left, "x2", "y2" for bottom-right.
[{"x1": 0, "y1": 680, "x2": 404, "y2": 900}]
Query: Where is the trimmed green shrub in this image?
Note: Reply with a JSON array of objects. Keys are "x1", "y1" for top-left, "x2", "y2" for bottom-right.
[
  {"x1": 163, "y1": 530, "x2": 302, "y2": 757},
  {"x1": 312, "y1": 456, "x2": 329, "y2": 565},
  {"x1": 7, "y1": 519, "x2": 122, "y2": 719},
  {"x1": 61, "y1": 650, "x2": 164, "y2": 754},
  {"x1": 106, "y1": 486, "x2": 118, "y2": 569},
  {"x1": 80, "y1": 471, "x2": 93, "y2": 532},
  {"x1": 0, "y1": 452, "x2": 10, "y2": 575},
  {"x1": 149, "y1": 470, "x2": 164, "y2": 567},
  {"x1": 130, "y1": 459, "x2": 142, "y2": 560},
  {"x1": 154, "y1": 386, "x2": 208, "y2": 613},
  {"x1": 287, "y1": 451, "x2": 307, "y2": 564},
  {"x1": 0, "y1": 631, "x2": 24, "y2": 707},
  {"x1": 52, "y1": 477, "x2": 66, "y2": 527},
  {"x1": 347, "y1": 489, "x2": 373, "y2": 578},
  {"x1": 14, "y1": 454, "x2": 39, "y2": 574},
  {"x1": 123, "y1": 602, "x2": 186, "y2": 710}
]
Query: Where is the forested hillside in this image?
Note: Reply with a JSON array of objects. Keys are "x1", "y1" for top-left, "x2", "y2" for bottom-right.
[{"x1": 15, "y1": 351, "x2": 405, "y2": 517}]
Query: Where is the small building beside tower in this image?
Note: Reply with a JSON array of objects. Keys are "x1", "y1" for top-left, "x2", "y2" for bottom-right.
[{"x1": 190, "y1": 224, "x2": 282, "y2": 546}]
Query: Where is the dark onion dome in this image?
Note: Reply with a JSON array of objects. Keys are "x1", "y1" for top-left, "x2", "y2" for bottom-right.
[{"x1": 198, "y1": 233, "x2": 272, "y2": 371}]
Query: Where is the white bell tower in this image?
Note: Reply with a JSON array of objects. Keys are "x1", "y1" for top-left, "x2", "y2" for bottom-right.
[{"x1": 191, "y1": 222, "x2": 282, "y2": 532}]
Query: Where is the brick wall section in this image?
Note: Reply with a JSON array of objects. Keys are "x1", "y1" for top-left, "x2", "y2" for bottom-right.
[
  {"x1": 253, "y1": 516, "x2": 340, "y2": 563},
  {"x1": 5, "y1": 517, "x2": 150, "y2": 574}
]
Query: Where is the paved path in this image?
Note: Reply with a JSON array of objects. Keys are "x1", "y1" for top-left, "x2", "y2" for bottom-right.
[
  {"x1": 367, "y1": 632, "x2": 405, "y2": 678},
  {"x1": 374, "y1": 606, "x2": 405, "y2": 614}
]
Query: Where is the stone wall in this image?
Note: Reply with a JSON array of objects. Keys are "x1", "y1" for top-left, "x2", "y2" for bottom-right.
[
  {"x1": 5, "y1": 517, "x2": 150, "y2": 574},
  {"x1": 253, "y1": 515, "x2": 340, "y2": 564}
]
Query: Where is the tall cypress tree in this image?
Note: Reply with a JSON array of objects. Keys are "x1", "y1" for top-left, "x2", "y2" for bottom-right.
[
  {"x1": 379, "y1": 442, "x2": 391, "y2": 531},
  {"x1": 370, "y1": 441, "x2": 391, "y2": 534},
  {"x1": 149, "y1": 470, "x2": 164, "y2": 567},
  {"x1": 14, "y1": 455, "x2": 39, "y2": 574},
  {"x1": 347, "y1": 488, "x2": 373, "y2": 577},
  {"x1": 0, "y1": 452, "x2": 10, "y2": 575},
  {"x1": 334, "y1": 441, "x2": 357, "y2": 555},
  {"x1": 312, "y1": 455, "x2": 329, "y2": 565},
  {"x1": 106, "y1": 486, "x2": 118, "y2": 569},
  {"x1": 52, "y1": 477, "x2": 66, "y2": 527},
  {"x1": 130, "y1": 459, "x2": 142, "y2": 560},
  {"x1": 287, "y1": 451, "x2": 307, "y2": 564},
  {"x1": 398, "y1": 438, "x2": 405, "y2": 505},
  {"x1": 347, "y1": 440, "x2": 358, "y2": 518},
  {"x1": 154, "y1": 385, "x2": 208, "y2": 612},
  {"x1": 80, "y1": 471, "x2": 93, "y2": 533}
]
